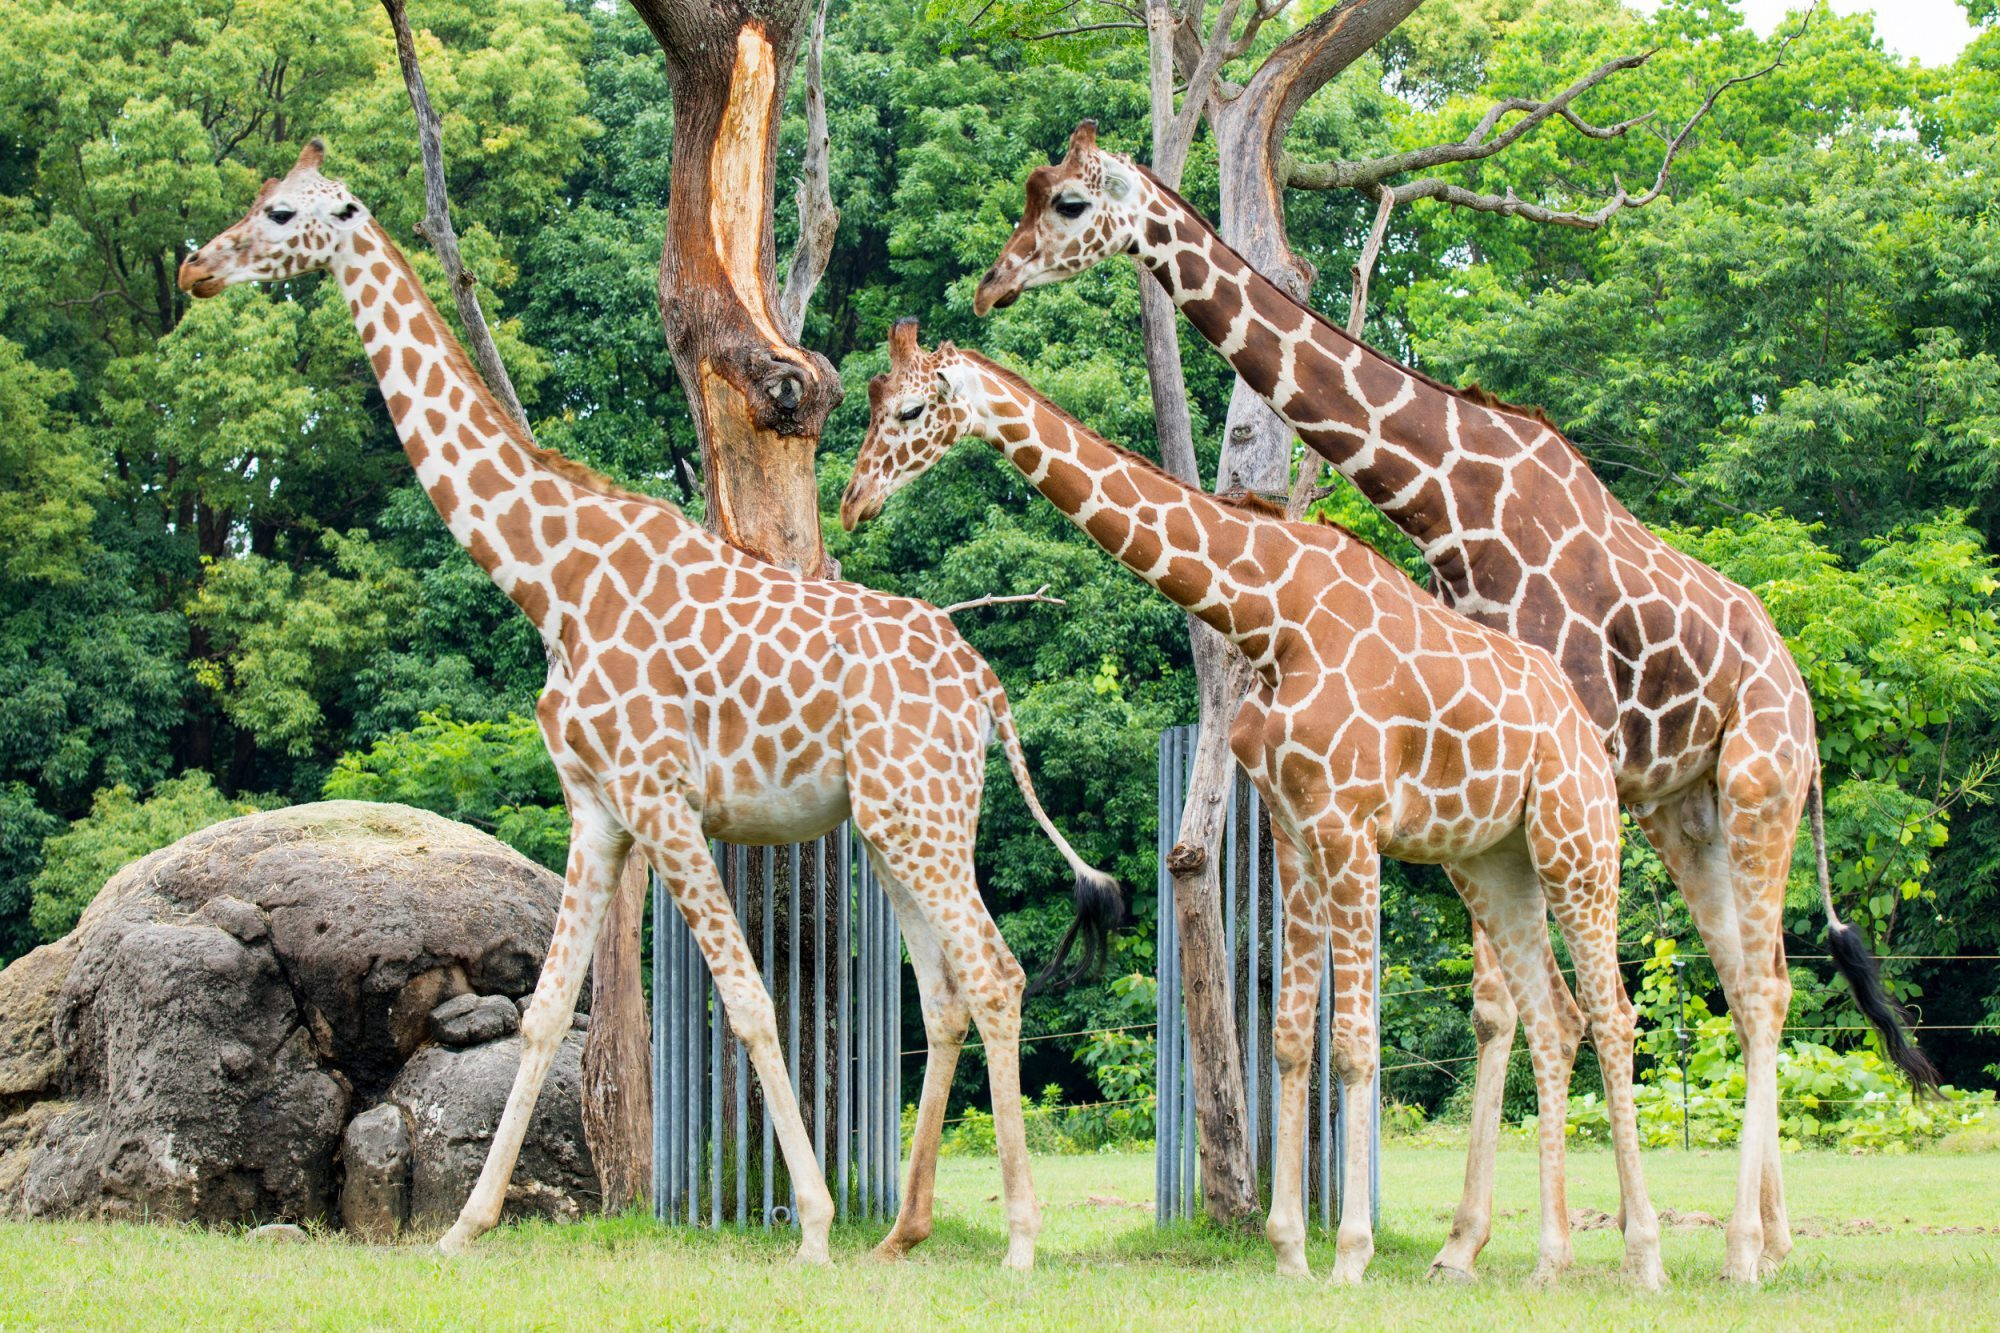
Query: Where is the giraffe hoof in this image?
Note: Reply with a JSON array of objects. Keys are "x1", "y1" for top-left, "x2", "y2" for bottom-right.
[
  {"x1": 1001, "y1": 1244, "x2": 1036, "y2": 1273},
  {"x1": 792, "y1": 1237, "x2": 833, "y2": 1267},
  {"x1": 1625, "y1": 1257, "x2": 1668, "y2": 1292},
  {"x1": 867, "y1": 1239, "x2": 912, "y2": 1264},
  {"x1": 436, "y1": 1222, "x2": 478, "y2": 1256},
  {"x1": 1273, "y1": 1246, "x2": 1310, "y2": 1279},
  {"x1": 1426, "y1": 1262, "x2": 1478, "y2": 1285}
]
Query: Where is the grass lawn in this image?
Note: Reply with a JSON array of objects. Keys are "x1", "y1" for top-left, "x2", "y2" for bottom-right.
[{"x1": 3, "y1": 1139, "x2": 1995, "y2": 1329}]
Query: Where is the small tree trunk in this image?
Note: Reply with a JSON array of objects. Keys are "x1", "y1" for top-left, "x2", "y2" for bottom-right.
[
  {"x1": 1142, "y1": 0, "x2": 1259, "y2": 1226},
  {"x1": 583, "y1": 852, "x2": 654, "y2": 1211}
]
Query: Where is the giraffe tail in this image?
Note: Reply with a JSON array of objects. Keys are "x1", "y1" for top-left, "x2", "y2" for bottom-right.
[
  {"x1": 1811, "y1": 770, "x2": 1941, "y2": 1095},
  {"x1": 982, "y1": 680, "x2": 1125, "y2": 995}
]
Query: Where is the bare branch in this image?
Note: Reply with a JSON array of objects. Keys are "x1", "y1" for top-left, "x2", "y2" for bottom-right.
[
  {"x1": 777, "y1": 0, "x2": 840, "y2": 341},
  {"x1": 381, "y1": 0, "x2": 530, "y2": 430},
  {"x1": 1284, "y1": 50, "x2": 1655, "y2": 192},
  {"x1": 941, "y1": 584, "x2": 1069, "y2": 615},
  {"x1": 1346, "y1": 187, "x2": 1395, "y2": 337},
  {"x1": 1293, "y1": 20, "x2": 1806, "y2": 230},
  {"x1": 1017, "y1": 20, "x2": 1146, "y2": 38}
]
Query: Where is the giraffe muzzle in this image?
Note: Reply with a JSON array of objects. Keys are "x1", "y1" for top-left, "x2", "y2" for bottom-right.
[
  {"x1": 837, "y1": 486, "x2": 883, "y2": 532},
  {"x1": 177, "y1": 257, "x2": 226, "y2": 299},
  {"x1": 973, "y1": 266, "x2": 1023, "y2": 316}
]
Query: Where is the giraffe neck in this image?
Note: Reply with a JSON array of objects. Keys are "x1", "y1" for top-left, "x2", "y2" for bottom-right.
[
  {"x1": 966, "y1": 364, "x2": 1318, "y2": 674},
  {"x1": 330, "y1": 221, "x2": 692, "y2": 636},
  {"x1": 1128, "y1": 176, "x2": 1546, "y2": 554}
]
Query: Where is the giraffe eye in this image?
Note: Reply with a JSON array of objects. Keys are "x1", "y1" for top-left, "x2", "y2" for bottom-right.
[
  {"x1": 1053, "y1": 196, "x2": 1090, "y2": 220},
  {"x1": 265, "y1": 205, "x2": 296, "y2": 225},
  {"x1": 896, "y1": 403, "x2": 924, "y2": 423}
]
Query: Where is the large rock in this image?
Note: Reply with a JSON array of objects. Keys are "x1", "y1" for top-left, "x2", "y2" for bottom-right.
[
  {"x1": 0, "y1": 801, "x2": 595, "y2": 1229},
  {"x1": 340, "y1": 1103, "x2": 411, "y2": 1240},
  {"x1": 389, "y1": 1026, "x2": 596, "y2": 1225}
]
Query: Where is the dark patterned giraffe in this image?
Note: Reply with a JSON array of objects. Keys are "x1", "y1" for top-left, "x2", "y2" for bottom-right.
[
  {"x1": 974, "y1": 122, "x2": 1940, "y2": 1282},
  {"x1": 842, "y1": 322, "x2": 1664, "y2": 1287},
  {"x1": 180, "y1": 143, "x2": 1122, "y2": 1269}
]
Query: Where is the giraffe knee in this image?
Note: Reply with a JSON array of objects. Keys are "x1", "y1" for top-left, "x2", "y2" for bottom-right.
[
  {"x1": 1331, "y1": 1028, "x2": 1377, "y2": 1086},
  {"x1": 1274, "y1": 1021, "x2": 1314, "y2": 1075},
  {"x1": 1471, "y1": 988, "x2": 1517, "y2": 1046}
]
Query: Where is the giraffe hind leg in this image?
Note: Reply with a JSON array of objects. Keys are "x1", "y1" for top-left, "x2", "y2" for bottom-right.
[
  {"x1": 1427, "y1": 924, "x2": 1516, "y2": 1282},
  {"x1": 867, "y1": 863, "x2": 970, "y2": 1262}
]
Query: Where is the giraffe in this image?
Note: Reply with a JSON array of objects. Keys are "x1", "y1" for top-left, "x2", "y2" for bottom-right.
[
  {"x1": 178, "y1": 142, "x2": 1124, "y2": 1269},
  {"x1": 841, "y1": 321, "x2": 1664, "y2": 1287},
  {"x1": 972, "y1": 121, "x2": 1940, "y2": 1283}
]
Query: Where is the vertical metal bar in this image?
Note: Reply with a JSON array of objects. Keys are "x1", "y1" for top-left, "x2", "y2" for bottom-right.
[
  {"x1": 860, "y1": 845, "x2": 876, "y2": 1218},
  {"x1": 656, "y1": 860, "x2": 672, "y2": 1216},
  {"x1": 1154, "y1": 729, "x2": 1171, "y2": 1224},
  {"x1": 815, "y1": 836, "x2": 828, "y2": 1184},
  {"x1": 1318, "y1": 940, "x2": 1332, "y2": 1231},
  {"x1": 710, "y1": 844, "x2": 724, "y2": 1229},
  {"x1": 837, "y1": 827, "x2": 853, "y2": 1220},
  {"x1": 883, "y1": 868, "x2": 898, "y2": 1215},
  {"x1": 1370, "y1": 906, "x2": 1382, "y2": 1230},
  {"x1": 734, "y1": 847, "x2": 749, "y2": 1226},
  {"x1": 1246, "y1": 784, "x2": 1261, "y2": 1178},
  {"x1": 762, "y1": 849, "x2": 775, "y2": 1229},
  {"x1": 788, "y1": 840, "x2": 802, "y2": 1221}
]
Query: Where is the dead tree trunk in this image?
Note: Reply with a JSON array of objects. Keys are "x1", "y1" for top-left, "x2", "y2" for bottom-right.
[
  {"x1": 583, "y1": 852, "x2": 655, "y2": 1210},
  {"x1": 627, "y1": 0, "x2": 844, "y2": 575}
]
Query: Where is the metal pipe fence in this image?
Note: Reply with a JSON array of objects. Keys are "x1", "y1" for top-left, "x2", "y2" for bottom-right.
[
  {"x1": 650, "y1": 827, "x2": 903, "y2": 1228},
  {"x1": 1155, "y1": 724, "x2": 1381, "y2": 1229}
]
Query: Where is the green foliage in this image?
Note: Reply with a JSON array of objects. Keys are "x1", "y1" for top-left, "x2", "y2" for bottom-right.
[
  {"x1": 322, "y1": 713, "x2": 565, "y2": 870},
  {"x1": 28, "y1": 773, "x2": 276, "y2": 942},
  {"x1": 1552, "y1": 936, "x2": 1997, "y2": 1152}
]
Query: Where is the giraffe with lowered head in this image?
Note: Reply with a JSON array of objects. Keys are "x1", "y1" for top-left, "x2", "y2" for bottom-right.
[
  {"x1": 179, "y1": 142, "x2": 1123, "y2": 1268},
  {"x1": 842, "y1": 321, "x2": 1664, "y2": 1287},
  {"x1": 973, "y1": 121, "x2": 1939, "y2": 1283}
]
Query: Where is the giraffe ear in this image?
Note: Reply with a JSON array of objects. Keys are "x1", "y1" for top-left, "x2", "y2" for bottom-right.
[
  {"x1": 294, "y1": 138, "x2": 325, "y2": 174},
  {"x1": 888, "y1": 317, "x2": 921, "y2": 367},
  {"x1": 1066, "y1": 120, "x2": 1098, "y2": 160}
]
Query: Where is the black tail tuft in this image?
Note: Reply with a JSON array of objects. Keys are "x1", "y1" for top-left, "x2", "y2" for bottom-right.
[
  {"x1": 1827, "y1": 919, "x2": 1942, "y2": 1096},
  {"x1": 1027, "y1": 869, "x2": 1126, "y2": 996}
]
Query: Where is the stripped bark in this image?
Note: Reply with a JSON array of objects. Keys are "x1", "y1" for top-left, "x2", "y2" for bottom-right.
[{"x1": 628, "y1": 0, "x2": 844, "y2": 576}]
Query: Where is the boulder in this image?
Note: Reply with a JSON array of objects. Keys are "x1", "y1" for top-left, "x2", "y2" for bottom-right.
[
  {"x1": 339, "y1": 1103, "x2": 410, "y2": 1240},
  {"x1": 0, "y1": 801, "x2": 597, "y2": 1230},
  {"x1": 429, "y1": 993, "x2": 520, "y2": 1048},
  {"x1": 389, "y1": 1029, "x2": 596, "y2": 1225}
]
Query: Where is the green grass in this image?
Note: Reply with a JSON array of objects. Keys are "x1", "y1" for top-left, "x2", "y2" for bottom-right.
[{"x1": 3, "y1": 1140, "x2": 1995, "y2": 1329}]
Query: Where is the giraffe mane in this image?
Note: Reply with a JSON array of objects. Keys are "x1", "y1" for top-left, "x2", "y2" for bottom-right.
[
  {"x1": 956, "y1": 350, "x2": 1392, "y2": 555},
  {"x1": 1126, "y1": 163, "x2": 1577, "y2": 452},
  {"x1": 376, "y1": 226, "x2": 710, "y2": 530}
]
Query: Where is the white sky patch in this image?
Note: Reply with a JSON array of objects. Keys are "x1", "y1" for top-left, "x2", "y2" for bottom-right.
[{"x1": 1630, "y1": 0, "x2": 1977, "y2": 66}]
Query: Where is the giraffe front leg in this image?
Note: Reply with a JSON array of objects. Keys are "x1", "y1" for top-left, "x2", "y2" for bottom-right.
[
  {"x1": 1315, "y1": 830, "x2": 1381, "y2": 1287},
  {"x1": 440, "y1": 805, "x2": 629, "y2": 1254},
  {"x1": 638, "y1": 795, "x2": 837, "y2": 1265},
  {"x1": 1264, "y1": 831, "x2": 1328, "y2": 1278},
  {"x1": 1428, "y1": 923, "x2": 1515, "y2": 1283}
]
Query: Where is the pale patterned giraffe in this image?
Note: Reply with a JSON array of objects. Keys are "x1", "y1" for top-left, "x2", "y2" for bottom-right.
[
  {"x1": 974, "y1": 122, "x2": 1939, "y2": 1283},
  {"x1": 841, "y1": 321, "x2": 1664, "y2": 1288},
  {"x1": 179, "y1": 142, "x2": 1123, "y2": 1269}
]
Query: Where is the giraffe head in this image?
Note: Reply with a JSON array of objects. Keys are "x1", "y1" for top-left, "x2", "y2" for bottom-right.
[
  {"x1": 178, "y1": 140, "x2": 371, "y2": 297},
  {"x1": 840, "y1": 319, "x2": 992, "y2": 530},
  {"x1": 973, "y1": 121, "x2": 1150, "y2": 316}
]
